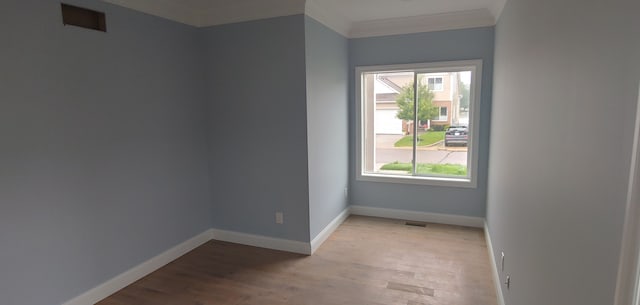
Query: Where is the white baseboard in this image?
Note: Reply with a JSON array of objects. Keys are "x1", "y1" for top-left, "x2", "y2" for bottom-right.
[
  {"x1": 211, "y1": 229, "x2": 311, "y2": 255},
  {"x1": 62, "y1": 228, "x2": 214, "y2": 305},
  {"x1": 310, "y1": 207, "x2": 350, "y2": 254},
  {"x1": 62, "y1": 207, "x2": 489, "y2": 305},
  {"x1": 349, "y1": 205, "x2": 484, "y2": 228},
  {"x1": 484, "y1": 221, "x2": 506, "y2": 305}
]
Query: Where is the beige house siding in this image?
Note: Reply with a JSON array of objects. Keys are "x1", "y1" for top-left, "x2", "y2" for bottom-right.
[{"x1": 375, "y1": 72, "x2": 464, "y2": 132}]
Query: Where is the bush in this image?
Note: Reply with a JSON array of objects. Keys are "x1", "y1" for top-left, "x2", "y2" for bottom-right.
[{"x1": 431, "y1": 124, "x2": 449, "y2": 131}]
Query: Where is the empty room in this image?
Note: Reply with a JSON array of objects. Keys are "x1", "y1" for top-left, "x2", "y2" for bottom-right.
[{"x1": 1, "y1": 0, "x2": 639, "y2": 305}]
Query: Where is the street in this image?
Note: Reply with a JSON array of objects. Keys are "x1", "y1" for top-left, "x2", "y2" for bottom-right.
[
  {"x1": 375, "y1": 134, "x2": 467, "y2": 166},
  {"x1": 376, "y1": 147, "x2": 467, "y2": 165}
]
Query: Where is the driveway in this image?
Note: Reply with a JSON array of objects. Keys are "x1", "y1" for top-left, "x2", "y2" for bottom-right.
[{"x1": 376, "y1": 134, "x2": 403, "y2": 148}]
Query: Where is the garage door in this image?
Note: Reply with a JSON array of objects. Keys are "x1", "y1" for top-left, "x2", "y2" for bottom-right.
[{"x1": 375, "y1": 109, "x2": 403, "y2": 135}]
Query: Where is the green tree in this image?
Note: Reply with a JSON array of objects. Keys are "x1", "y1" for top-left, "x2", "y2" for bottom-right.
[
  {"x1": 395, "y1": 79, "x2": 437, "y2": 123},
  {"x1": 459, "y1": 82, "x2": 470, "y2": 110}
]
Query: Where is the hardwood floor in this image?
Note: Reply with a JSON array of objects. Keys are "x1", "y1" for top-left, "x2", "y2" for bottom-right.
[{"x1": 98, "y1": 216, "x2": 497, "y2": 305}]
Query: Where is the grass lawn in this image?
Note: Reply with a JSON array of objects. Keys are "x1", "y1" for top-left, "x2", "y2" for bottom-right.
[
  {"x1": 380, "y1": 162, "x2": 467, "y2": 176},
  {"x1": 394, "y1": 131, "x2": 445, "y2": 147}
]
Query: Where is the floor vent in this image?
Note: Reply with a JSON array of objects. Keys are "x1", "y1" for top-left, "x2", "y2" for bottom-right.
[{"x1": 405, "y1": 221, "x2": 427, "y2": 227}]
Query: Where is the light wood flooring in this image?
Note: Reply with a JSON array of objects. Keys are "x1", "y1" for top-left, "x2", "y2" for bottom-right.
[{"x1": 98, "y1": 216, "x2": 498, "y2": 305}]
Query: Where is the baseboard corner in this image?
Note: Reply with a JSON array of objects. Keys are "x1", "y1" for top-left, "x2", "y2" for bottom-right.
[
  {"x1": 62, "y1": 228, "x2": 214, "y2": 305},
  {"x1": 310, "y1": 207, "x2": 350, "y2": 254},
  {"x1": 211, "y1": 229, "x2": 312, "y2": 255}
]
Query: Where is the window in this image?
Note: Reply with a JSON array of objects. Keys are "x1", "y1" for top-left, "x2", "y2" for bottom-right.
[
  {"x1": 437, "y1": 107, "x2": 448, "y2": 121},
  {"x1": 355, "y1": 60, "x2": 482, "y2": 188},
  {"x1": 427, "y1": 77, "x2": 443, "y2": 91}
]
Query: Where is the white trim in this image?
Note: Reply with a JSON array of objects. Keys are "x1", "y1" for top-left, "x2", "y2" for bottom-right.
[
  {"x1": 211, "y1": 229, "x2": 312, "y2": 255},
  {"x1": 614, "y1": 81, "x2": 640, "y2": 305},
  {"x1": 490, "y1": 0, "x2": 509, "y2": 22},
  {"x1": 355, "y1": 60, "x2": 482, "y2": 189},
  {"x1": 102, "y1": 0, "x2": 200, "y2": 27},
  {"x1": 61, "y1": 208, "x2": 492, "y2": 305},
  {"x1": 104, "y1": 0, "x2": 499, "y2": 37},
  {"x1": 305, "y1": 0, "x2": 350, "y2": 37},
  {"x1": 194, "y1": 2, "x2": 305, "y2": 27},
  {"x1": 310, "y1": 208, "x2": 350, "y2": 254},
  {"x1": 349, "y1": 205, "x2": 484, "y2": 228},
  {"x1": 103, "y1": 0, "x2": 306, "y2": 28},
  {"x1": 356, "y1": 173, "x2": 476, "y2": 188},
  {"x1": 349, "y1": 9, "x2": 496, "y2": 38},
  {"x1": 484, "y1": 221, "x2": 506, "y2": 305},
  {"x1": 62, "y1": 229, "x2": 215, "y2": 305}
]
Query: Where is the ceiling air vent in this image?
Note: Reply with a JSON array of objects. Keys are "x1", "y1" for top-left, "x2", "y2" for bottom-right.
[{"x1": 61, "y1": 3, "x2": 106, "y2": 32}]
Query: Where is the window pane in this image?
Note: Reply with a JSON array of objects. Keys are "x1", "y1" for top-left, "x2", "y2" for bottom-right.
[
  {"x1": 362, "y1": 71, "x2": 415, "y2": 176},
  {"x1": 414, "y1": 72, "x2": 470, "y2": 178},
  {"x1": 362, "y1": 70, "x2": 472, "y2": 178},
  {"x1": 427, "y1": 77, "x2": 444, "y2": 91}
]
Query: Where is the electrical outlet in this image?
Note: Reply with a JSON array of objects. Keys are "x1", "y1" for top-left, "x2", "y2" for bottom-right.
[
  {"x1": 501, "y1": 251, "x2": 505, "y2": 272},
  {"x1": 275, "y1": 212, "x2": 284, "y2": 224}
]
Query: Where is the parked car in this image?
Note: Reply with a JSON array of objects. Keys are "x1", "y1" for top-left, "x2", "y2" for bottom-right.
[{"x1": 444, "y1": 126, "x2": 468, "y2": 146}]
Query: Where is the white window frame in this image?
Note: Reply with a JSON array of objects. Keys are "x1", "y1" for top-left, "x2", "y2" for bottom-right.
[
  {"x1": 436, "y1": 106, "x2": 448, "y2": 122},
  {"x1": 355, "y1": 60, "x2": 482, "y2": 188},
  {"x1": 427, "y1": 76, "x2": 444, "y2": 91}
]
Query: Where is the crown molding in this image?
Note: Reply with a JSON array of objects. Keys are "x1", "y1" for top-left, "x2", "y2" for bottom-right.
[
  {"x1": 103, "y1": 0, "x2": 501, "y2": 37},
  {"x1": 348, "y1": 9, "x2": 496, "y2": 38},
  {"x1": 195, "y1": 0, "x2": 306, "y2": 27},
  {"x1": 102, "y1": 0, "x2": 306, "y2": 28},
  {"x1": 305, "y1": 0, "x2": 350, "y2": 37},
  {"x1": 490, "y1": 0, "x2": 508, "y2": 22},
  {"x1": 102, "y1": 0, "x2": 200, "y2": 26}
]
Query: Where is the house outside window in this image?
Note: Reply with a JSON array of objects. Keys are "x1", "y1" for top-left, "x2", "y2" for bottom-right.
[
  {"x1": 437, "y1": 106, "x2": 448, "y2": 121},
  {"x1": 355, "y1": 60, "x2": 482, "y2": 188},
  {"x1": 428, "y1": 77, "x2": 444, "y2": 91}
]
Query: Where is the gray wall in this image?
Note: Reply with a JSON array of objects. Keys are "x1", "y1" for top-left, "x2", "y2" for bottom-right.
[
  {"x1": 0, "y1": 1, "x2": 212, "y2": 305},
  {"x1": 349, "y1": 27, "x2": 494, "y2": 217},
  {"x1": 486, "y1": 0, "x2": 640, "y2": 304},
  {"x1": 203, "y1": 15, "x2": 311, "y2": 242},
  {"x1": 304, "y1": 17, "x2": 349, "y2": 239}
]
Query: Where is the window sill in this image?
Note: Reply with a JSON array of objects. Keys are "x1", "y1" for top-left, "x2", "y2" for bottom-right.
[{"x1": 357, "y1": 173, "x2": 477, "y2": 189}]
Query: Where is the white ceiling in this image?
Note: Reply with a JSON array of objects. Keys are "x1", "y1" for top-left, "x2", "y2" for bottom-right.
[
  {"x1": 313, "y1": 0, "x2": 504, "y2": 22},
  {"x1": 102, "y1": 0, "x2": 507, "y2": 37}
]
